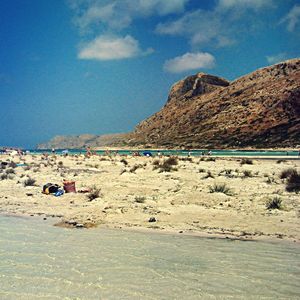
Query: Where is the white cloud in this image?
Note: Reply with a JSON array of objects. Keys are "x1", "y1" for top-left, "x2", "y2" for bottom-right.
[
  {"x1": 156, "y1": 0, "x2": 275, "y2": 49},
  {"x1": 266, "y1": 53, "x2": 288, "y2": 64},
  {"x1": 163, "y1": 52, "x2": 215, "y2": 73},
  {"x1": 70, "y1": 0, "x2": 189, "y2": 61},
  {"x1": 71, "y1": 0, "x2": 189, "y2": 32},
  {"x1": 280, "y1": 4, "x2": 300, "y2": 32},
  {"x1": 78, "y1": 35, "x2": 152, "y2": 60},
  {"x1": 156, "y1": 9, "x2": 234, "y2": 48},
  {"x1": 218, "y1": 0, "x2": 274, "y2": 10}
]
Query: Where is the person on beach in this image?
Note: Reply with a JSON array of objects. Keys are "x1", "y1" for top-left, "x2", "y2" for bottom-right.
[{"x1": 86, "y1": 147, "x2": 92, "y2": 157}]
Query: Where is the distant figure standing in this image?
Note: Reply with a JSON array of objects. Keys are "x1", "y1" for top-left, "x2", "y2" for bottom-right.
[
  {"x1": 86, "y1": 147, "x2": 92, "y2": 157},
  {"x1": 52, "y1": 148, "x2": 55, "y2": 154}
]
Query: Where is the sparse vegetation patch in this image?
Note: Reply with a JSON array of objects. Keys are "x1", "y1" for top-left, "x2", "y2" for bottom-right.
[
  {"x1": 286, "y1": 171, "x2": 300, "y2": 193},
  {"x1": 240, "y1": 158, "x2": 253, "y2": 165},
  {"x1": 266, "y1": 197, "x2": 282, "y2": 210},
  {"x1": 87, "y1": 186, "x2": 102, "y2": 201},
  {"x1": 209, "y1": 183, "x2": 233, "y2": 195},
  {"x1": 24, "y1": 177, "x2": 36, "y2": 187}
]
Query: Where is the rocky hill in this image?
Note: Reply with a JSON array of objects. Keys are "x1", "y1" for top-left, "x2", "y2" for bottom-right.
[
  {"x1": 38, "y1": 59, "x2": 300, "y2": 149},
  {"x1": 131, "y1": 58, "x2": 300, "y2": 148},
  {"x1": 37, "y1": 133, "x2": 130, "y2": 149}
]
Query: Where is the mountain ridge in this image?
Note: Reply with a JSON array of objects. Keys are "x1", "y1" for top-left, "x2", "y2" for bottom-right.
[{"x1": 37, "y1": 59, "x2": 300, "y2": 149}]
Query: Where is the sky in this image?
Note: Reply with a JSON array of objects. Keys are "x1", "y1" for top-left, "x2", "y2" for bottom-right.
[{"x1": 0, "y1": 0, "x2": 299, "y2": 148}]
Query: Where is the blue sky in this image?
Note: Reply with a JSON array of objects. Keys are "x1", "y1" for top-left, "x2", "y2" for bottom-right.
[{"x1": 0, "y1": 0, "x2": 299, "y2": 148}]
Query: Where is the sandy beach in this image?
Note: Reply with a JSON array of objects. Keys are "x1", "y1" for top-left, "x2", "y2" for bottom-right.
[{"x1": 0, "y1": 153, "x2": 299, "y2": 242}]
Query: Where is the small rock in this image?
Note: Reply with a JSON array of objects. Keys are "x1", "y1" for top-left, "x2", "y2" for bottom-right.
[
  {"x1": 43, "y1": 217, "x2": 47, "y2": 220},
  {"x1": 68, "y1": 220, "x2": 77, "y2": 225},
  {"x1": 76, "y1": 223, "x2": 84, "y2": 228},
  {"x1": 148, "y1": 217, "x2": 156, "y2": 222}
]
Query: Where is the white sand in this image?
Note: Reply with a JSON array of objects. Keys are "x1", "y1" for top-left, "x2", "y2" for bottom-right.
[{"x1": 0, "y1": 154, "x2": 299, "y2": 242}]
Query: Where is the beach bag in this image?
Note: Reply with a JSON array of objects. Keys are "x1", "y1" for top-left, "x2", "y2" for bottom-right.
[
  {"x1": 63, "y1": 180, "x2": 76, "y2": 193},
  {"x1": 43, "y1": 183, "x2": 60, "y2": 194}
]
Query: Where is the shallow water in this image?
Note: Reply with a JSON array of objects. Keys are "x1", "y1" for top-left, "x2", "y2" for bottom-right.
[{"x1": 0, "y1": 216, "x2": 299, "y2": 299}]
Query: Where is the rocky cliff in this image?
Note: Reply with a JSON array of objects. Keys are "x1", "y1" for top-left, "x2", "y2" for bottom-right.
[{"x1": 131, "y1": 59, "x2": 300, "y2": 148}]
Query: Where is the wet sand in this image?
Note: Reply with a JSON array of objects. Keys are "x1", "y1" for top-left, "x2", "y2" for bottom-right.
[{"x1": 0, "y1": 153, "x2": 299, "y2": 242}]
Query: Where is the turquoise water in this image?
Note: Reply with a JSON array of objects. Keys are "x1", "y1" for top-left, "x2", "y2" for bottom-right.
[
  {"x1": 0, "y1": 216, "x2": 299, "y2": 299},
  {"x1": 29, "y1": 149, "x2": 300, "y2": 157}
]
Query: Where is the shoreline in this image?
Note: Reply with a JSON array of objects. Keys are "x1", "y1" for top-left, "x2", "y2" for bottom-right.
[
  {"x1": 1, "y1": 154, "x2": 299, "y2": 243},
  {"x1": 1, "y1": 212, "x2": 299, "y2": 246}
]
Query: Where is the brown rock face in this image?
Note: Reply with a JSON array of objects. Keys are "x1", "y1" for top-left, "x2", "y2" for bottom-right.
[
  {"x1": 167, "y1": 73, "x2": 229, "y2": 103},
  {"x1": 132, "y1": 59, "x2": 300, "y2": 148}
]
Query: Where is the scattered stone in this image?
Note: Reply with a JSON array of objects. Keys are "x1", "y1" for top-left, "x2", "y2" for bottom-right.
[
  {"x1": 76, "y1": 223, "x2": 84, "y2": 228},
  {"x1": 148, "y1": 217, "x2": 156, "y2": 222},
  {"x1": 67, "y1": 220, "x2": 77, "y2": 225}
]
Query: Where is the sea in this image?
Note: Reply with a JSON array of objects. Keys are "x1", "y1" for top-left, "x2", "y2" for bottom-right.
[
  {"x1": 28, "y1": 149, "x2": 300, "y2": 157},
  {"x1": 0, "y1": 216, "x2": 299, "y2": 299}
]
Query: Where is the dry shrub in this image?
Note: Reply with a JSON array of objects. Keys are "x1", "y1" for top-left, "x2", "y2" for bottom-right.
[
  {"x1": 242, "y1": 170, "x2": 253, "y2": 178},
  {"x1": 135, "y1": 196, "x2": 146, "y2": 203},
  {"x1": 120, "y1": 158, "x2": 128, "y2": 166},
  {"x1": 266, "y1": 197, "x2": 282, "y2": 209},
  {"x1": 152, "y1": 159, "x2": 160, "y2": 166},
  {"x1": 153, "y1": 156, "x2": 178, "y2": 172},
  {"x1": 130, "y1": 164, "x2": 143, "y2": 173},
  {"x1": 9, "y1": 161, "x2": 17, "y2": 168},
  {"x1": 165, "y1": 157, "x2": 178, "y2": 166},
  {"x1": 286, "y1": 171, "x2": 300, "y2": 193},
  {"x1": 0, "y1": 174, "x2": 8, "y2": 180},
  {"x1": 209, "y1": 183, "x2": 233, "y2": 196},
  {"x1": 240, "y1": 158, "x2": 253, "y2": 165},
  {"x1": 24, "y1": 177, "x2": 36, "y2": 187},
  {"x1": 5, "y1": 168, "x2": 15, "y2": 175},
  {"x1": 280, "y1": 168, "x2": 297, "y2": 179},
  {"x1": 202, "y1": 171, "x2": 214, "y2": 179},
  {"x1": 87, "y1": 186, "x2": 102, "y2": 201}
]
